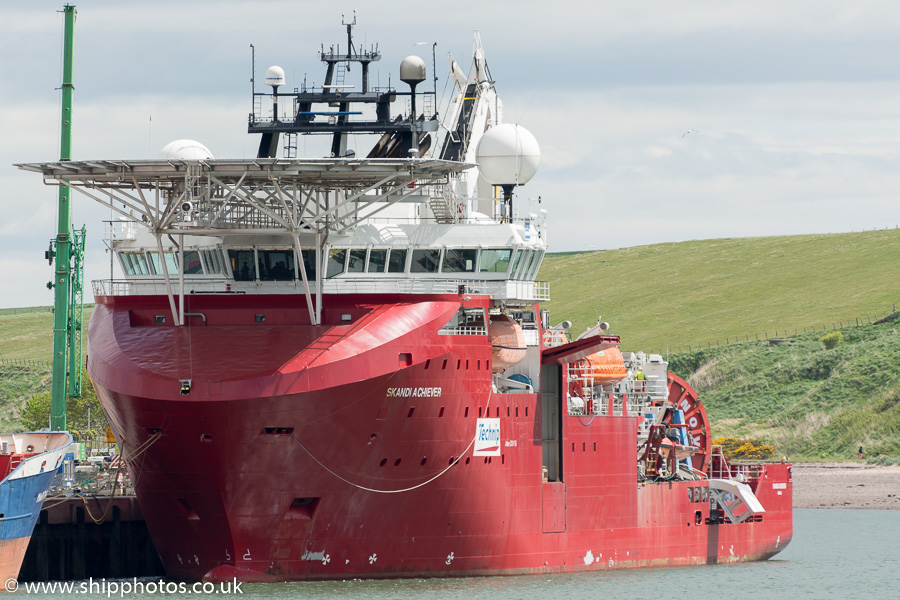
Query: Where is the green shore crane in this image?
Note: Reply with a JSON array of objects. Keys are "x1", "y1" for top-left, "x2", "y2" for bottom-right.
[{"x1": 48, "y1": 4, "x2": 84, "y2": 431}]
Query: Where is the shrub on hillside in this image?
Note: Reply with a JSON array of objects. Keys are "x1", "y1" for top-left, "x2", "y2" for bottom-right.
[
  {"x1": 820, "y1": 331, "x2": 843, "y2": 350},
  {"x1": 20, "y1": 377, "x2": 109, "y2": 433},
  {"x1": 713, "y1": 436, "x2": 775, "y2": 461}
]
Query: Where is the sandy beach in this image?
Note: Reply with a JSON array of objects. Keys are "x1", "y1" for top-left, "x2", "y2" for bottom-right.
[{"x1": 791, "y1": 463, "x2": 900, "y2": 509}]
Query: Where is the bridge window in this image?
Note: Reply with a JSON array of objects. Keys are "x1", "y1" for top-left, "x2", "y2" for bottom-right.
[
  {"x1": 510, "y1": 249, "x2": 526, "y2": 279},
  {"x1": 120, "y1": 251, "x2": 150, "y2": 275},
  {"x1": 368, "y1": 249, "x2": 388, "y2": 273},
  {"x1": 527, "y1": 250, "x2": 545, "y2": 279},
  {"x1": 258, "y1": 249, "x2": 295, "y2": 281},
  {"x1": 347, "y1": 249, "x2": 367, "y2": 273},
  {"x1": 411, "y1": 249, "x2": 441, "y2": 273},
  {"x1": 148, "y1": 251, "x2": 179, "y2": 276},
  {"x1": 479, "y1": 249, "x2": 512, "y2": 273},
  {"x1": 201, "y1": 249, "x2": 227, "y2": 275},
  {"x1": 182, "y1": 251, "x2": 203, "y2": 275},
  {"x1": 228, "y1": 249, "x2": 256, "y2": 281},
  {"x1": 327, "y1": 249, "x2": 347, "y2": 278},
  {"x1": 441, "y1": 249, "x2": 477, "y2": 273},
  {"x1": 299, "y1": 248, "x2": 317, "y2": 280},
  {"x1": 387, "y1": 249, "x2": 407, "y2": 273}
]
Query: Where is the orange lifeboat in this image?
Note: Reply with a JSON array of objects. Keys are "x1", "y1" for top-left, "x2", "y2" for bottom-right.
[
  {"x1": 581, "y1": 346, "x2": 627, "y2": 385},
  {"x1": 490, "y1": 314, "x2": 527, "y2": 372}
]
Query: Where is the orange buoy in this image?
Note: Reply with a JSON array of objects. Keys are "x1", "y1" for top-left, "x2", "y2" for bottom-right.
[{"x1": 490, "y1": 314, "x2": 526, "y2": 372}]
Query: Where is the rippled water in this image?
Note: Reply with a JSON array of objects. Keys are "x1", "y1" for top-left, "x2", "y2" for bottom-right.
[{"x1": 21, "y1": 509, "x2": 900, "y2": 599}]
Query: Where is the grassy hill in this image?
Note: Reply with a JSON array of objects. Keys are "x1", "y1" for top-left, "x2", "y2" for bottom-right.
[
  {"x1": 667, "y1": 312, "x2": 900, "y2": 462},
  {"x1": 539, "y1": 229, "x2": 900, "y2": 352},
  {"x1": 0, "y1": 306, "x2": 93, "y2": 432}
]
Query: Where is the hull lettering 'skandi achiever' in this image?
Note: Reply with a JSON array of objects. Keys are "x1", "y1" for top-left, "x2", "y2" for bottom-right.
[{"x1": 18, "y1": 22, "x2": 791, "y2": 582}]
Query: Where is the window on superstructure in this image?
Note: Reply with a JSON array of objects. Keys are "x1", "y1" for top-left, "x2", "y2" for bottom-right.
[
  {"x1": 258, "y1": 249, "x2": 295, "y2": 281},
  {"x1": 120, "y1": 251, "x2": 149, "y2": 276},
  {"x1": 479, "y1": 249, "x2": 512, "y2": 273},
  {"x1": 387, "y1": 249, "x2": 407, "y2": 273},
  {"x1": 527, "y1": 250, "x2": 545, "y2": 279},
  {"x1": 515, "y1": 250, "x2": 537, "y2": 280},
  {"x1": 300, "y1": 248, "x2": 317, "y2": 281},
  {"x1": 201, "y1": 249, "x2": 227, "y2": 275},
  {"x1": 347, "y1": 249, "x2": 367, "y2": 274},
  {"x1": 509, "y1": 249, "x2": 527, "y2": 279},
  {"x1": 368, "y1": 249, "x2": 388, "y2": 273},
  {"x1": 228, "y1": 249, "x2": 256, "y2": 281},
  {"x1": 326, "y1": 249, "x2": 347, "y2": 278},
  {"x1": 411, "y1": 249, "x2": 441, "y2": 273},
  {"x1": 441, "y1": 249, "x2": 477, "y2": 273},
  {"x1": 148, "y1": 251, "x2": 179, "y2": 276},
  {"x1": 182, "y1": 251, "x2": 203, "y2": 275}
]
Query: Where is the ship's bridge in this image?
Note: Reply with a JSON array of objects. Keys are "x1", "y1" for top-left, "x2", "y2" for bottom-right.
[{"x1": 18, "y1": 158, "x2": 549, "y2": 326}]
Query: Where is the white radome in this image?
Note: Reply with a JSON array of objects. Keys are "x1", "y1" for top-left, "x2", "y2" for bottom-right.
[
  {"x1": 399, "y1": 56, "x2": 427, "y2": 85},
  {"x1": 475, "y1": 124, "x2": 540, "y2": 186},
  {"x1": 265, "y1": 65, "x2": 286, "y2": 88},
  {"x1": 158, "y1": 140, "x2": 214, "y2": 161}
]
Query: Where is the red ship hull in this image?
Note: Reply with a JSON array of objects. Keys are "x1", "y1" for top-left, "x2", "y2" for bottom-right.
[{"x1": 88, "y1": 293, "x2": 792, "y2": 582}]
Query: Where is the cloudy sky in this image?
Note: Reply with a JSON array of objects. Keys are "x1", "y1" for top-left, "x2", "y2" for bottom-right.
[{"x1": 2, "y1": 0, "x2": 900, "y2": 308}]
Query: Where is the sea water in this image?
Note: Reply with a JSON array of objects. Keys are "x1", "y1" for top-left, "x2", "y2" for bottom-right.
[{"x1": 17, "y1": 509, "x2": 900, "y2": 599}]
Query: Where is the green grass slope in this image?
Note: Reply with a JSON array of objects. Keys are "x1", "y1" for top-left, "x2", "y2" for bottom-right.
[
  {"x1": 539, "y1": 230, "x2": 900, "y2": 352},
  {"x1": 667, "y1": 312, "x2": 900, "y2": 462},
  {"x1": 0, "y1": 306, "x2": 93, "y2": 431},
  {"x1": 0, "y1": 306, "x2": 93, "y2": 363}
]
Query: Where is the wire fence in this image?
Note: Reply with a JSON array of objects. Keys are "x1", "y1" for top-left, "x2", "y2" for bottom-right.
[
  {"x1": 0, "y1": 306, "x2": 54, "y2": 316},
  {"x1": 0, "y1": 357, "x2": 52, "y2": 370},
  {"x1": 655, "y1": 304, "x2": 898, "y2": 356}
]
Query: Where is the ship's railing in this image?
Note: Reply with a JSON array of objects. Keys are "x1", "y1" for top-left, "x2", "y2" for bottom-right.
[
  {"x1": 93, "y1": 279, "x2": 236, "y2": 296},
  {"x1": 706, "y1": 446, "x2": 765, "y2": 483},
  {"x1": 92, "y1": 278, "x2": 550, "y2": 303},
  {"x1": 568, "y1": 391, "x2": 645, "y2": 418},
  {"x1": 439, "y1": 325, "x2": 488, "y2": 336},
  {"x1": 614, "y1": 376, "x2": 668, "y2": 401}
]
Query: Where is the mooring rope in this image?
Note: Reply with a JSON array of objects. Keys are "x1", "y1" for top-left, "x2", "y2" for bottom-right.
[{"x1": 289, "y1": 388, "x2": 493, "y2": 494}]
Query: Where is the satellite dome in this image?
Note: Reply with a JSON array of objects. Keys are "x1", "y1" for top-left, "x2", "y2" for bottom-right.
[
  {"x1": 399, "y1": 56, "x2": 427, "y2": 85},
  {"x1": 265, "y1": 65, "x2": 285, "y2": 88},
  {"x1": 475, "y1": 124, "x2": 540, "y2": 186},
  {"x1": 158, "y1": 140, "x2": 214, "y2": 161}
]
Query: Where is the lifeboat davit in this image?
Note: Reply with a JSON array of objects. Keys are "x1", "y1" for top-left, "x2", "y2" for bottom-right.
[
  {"x1": 580, "y1": 346, "x2": 627, "y2": 385},
  {"x1": 490, "y1": 314, "x2": 527, "y2": 372}
]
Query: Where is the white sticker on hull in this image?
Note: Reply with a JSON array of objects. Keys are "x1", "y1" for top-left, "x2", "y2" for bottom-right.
[
  {"x1": 474, "y1": 418, "x2": 501, "y2": 456},
  {"x1": 583, "y1": 550, "x2": 594, "y2": 565}
]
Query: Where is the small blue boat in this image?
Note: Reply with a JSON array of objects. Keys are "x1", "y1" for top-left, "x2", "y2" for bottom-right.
[{"x1": 0, "y1": 432, "x2": 72, "y2": 582}]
